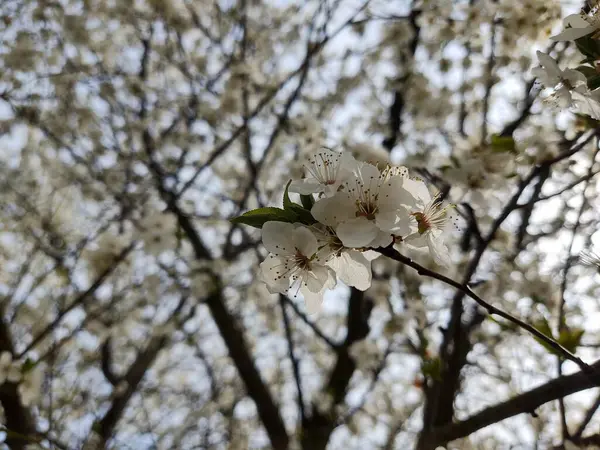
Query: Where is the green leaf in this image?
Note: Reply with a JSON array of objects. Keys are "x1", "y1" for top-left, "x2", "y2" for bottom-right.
[
  {"x1": 300, "y1": 194, "x2": 315, "y2": 210},
  {"x1": 288, "y1": 204, "x2": 317, "y2": 225},
  {"x1": 282, "y1": 180, "x2": 316, "y2": 224},
  {"x1": 575, "y1": 36, "x2": 600, "y2": 60},
  {"x1": 588, "y1": 75, "x2": 600, "y2": 91},
  {"x1": 576, "y1": 65, "x2": 597, "y2": 79},
  {"x1": 490, "y1": 134, "x2": 516, "y2": 154},
  {"x1": 230, "y1": 207, "x2": 297, "y2": 229},
  {"x1": 558, "y1": 328, "x2": 585, "y2": 353},
  {"x1": 283, "y1": 180, "x2": 295, "y2": 210},
  {"x1": 533, "y1": 317, "x2": 556, "y2": 353}
]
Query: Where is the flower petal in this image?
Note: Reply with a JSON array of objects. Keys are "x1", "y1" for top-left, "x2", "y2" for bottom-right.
[
  {"x1": 304, "y1": 264, "x2": 333, "y2": 293},
  {"x1": 259, "y1": 255, "x2": 290, "y2": 293},
  {"x1": 336, "y1": 217, "x2": 379, "y2": 248},
  {"x1": 292, "y1": 226, "x2": 318, "y2": 256},
  {"x1": 329, "y1": 250, "x2": 372, "y2": 291},
  {"x1": 401, "y1": 178, "x2": 431, "y2": 206},
  {"x1": 376, "y1": 208, "x2": 413, "y2": 236},
  {"x1": 311, "y1": 192, "x2": 355, "y2": 227},
  {"x1": 427, "y1": 233, "x2": 450, "y2": 266},
  {"x1": 354, "y1": 161, "x2": 381, "y2": 181},
  {"x1": 289, "y1": 178, "x2": 324, "y2": 195},
  {"x1": 551, "y1": 25, "x2": 596, "y2": 41},
  {"x1": 564, "y1": 13, "x2": 592, "y2": 29},
  {"x1": 378, "y1": 175, "x2": 416, "y2": 211},
  {"x1": 301, "y1": 288, "x2": 324, "y2": 315},
  {"x1": 262, "y1": 221, "x2": 295, "y2": 255},
  {"x1": 371, "y1": 229, "x2": 393, "y2": 248}
]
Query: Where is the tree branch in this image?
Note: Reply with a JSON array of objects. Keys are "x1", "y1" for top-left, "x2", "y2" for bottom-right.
[
  {"x1": 376, "y1": 246, "x2": 593, "y2": 373},
  {"x1": 423, "y1": 359, "x2": 600, "y2": 449}
]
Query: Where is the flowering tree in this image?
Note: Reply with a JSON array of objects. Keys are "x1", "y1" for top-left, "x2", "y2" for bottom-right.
[{"x1": 2, "y1": 0, "x2": 600, "y2": 449}]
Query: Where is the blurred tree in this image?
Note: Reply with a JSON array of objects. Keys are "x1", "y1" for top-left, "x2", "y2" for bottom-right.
[{"x1": 0, "y1": 0, "x2": 599, "y2": 449}]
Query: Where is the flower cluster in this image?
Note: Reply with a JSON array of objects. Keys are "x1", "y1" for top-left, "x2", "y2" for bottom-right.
[
  {"x1": 533, "y1": 7, "x2": 600, "y2": 119},
  {"x1": 235, "y1": 149, "x2": 456, "y2": 313}
]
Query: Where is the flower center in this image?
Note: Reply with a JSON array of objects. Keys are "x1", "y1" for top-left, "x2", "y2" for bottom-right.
[
  {"x1": 412, "y1": 212, "x2": 431, "y2": 234},
  {"x1": 411, "y1": 194, "x2": 453, "y2": 235},
  {"x1": 294, "y1": 248, "x2": 311, "y2": 270},
  {"x1": 355, "y1": 200, "x2": 378, "y2": 220},
  {"x1": 305, "y1": 151, "x2": 341, "y2": 185}
]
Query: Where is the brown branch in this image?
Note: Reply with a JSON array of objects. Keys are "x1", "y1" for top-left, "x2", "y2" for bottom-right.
[
  {"x1": 301, "y1": 288, "x2": 372, "y2": 449},
  {"x1": 17, "y1": 244, "x2": 134, "y2": 359},
  {"x1": 422, "y1": 359, "x2": 600, "y2": 449},
  {"x1": 382, "y1": 8, "x2": 421, "y2": 152},
  {"x1": 0, "y1": 317, "x2": 36, "y2": 450},
  {"x1": 279, "y1": 295, "x2": 306, "y2": 424},
  {"x1": 96, "y1": 334, "x2": 169, "y2": 446}
]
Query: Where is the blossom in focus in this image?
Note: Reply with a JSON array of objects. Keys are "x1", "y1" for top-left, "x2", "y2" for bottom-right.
[
  {"x1": 259, "y1": 221, "x2": 335, "y2": 313},
  {"x1": 532, "y1": 51, "x2": 588, "y2": 109},
  {"x1": 551, "y1": 13, "x2": 600, "y2": 41},
  {"x1": 289, "y1": 148, "x2": 357, "y2": 197},
  {"x1": 311, "y1": 163, "x2": 414, "y2": 248},
  {"x1": 400, "y1": 178, "x2": 454, "y2": 266},
  {"x1": 309, "y1": 204, "x2": 373, "y2": 291}
]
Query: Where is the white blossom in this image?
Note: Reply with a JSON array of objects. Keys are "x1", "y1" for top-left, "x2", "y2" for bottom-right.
[
  {"x1": 532, "y1": 51, "x2": 588, "y2": 109},
  {"x1": 311, "y1": 163, "x2": 414, "y2": 248},
  {"x1": 259, "y1": 221, "x2": 335, "y2": 313},
  {"x1": 551, "y1": 13, "x2": 600, "y2": 41},
  {"x1": 399, "y1": 178, "x2": 454, "y2": 266},
  {"x1": 289, "y1": 148, "x2": 357, "y2": 197},
  {"x1": 309, "y1": 221, "x2": 373, "y2": 291}
]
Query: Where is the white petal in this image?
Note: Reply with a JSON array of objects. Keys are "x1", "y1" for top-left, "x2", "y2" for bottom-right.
[
  {"x1": 304, "y1": 264, "x2": 332, "y2": 293},
  {"x1": 292, "y1": 226, "x2": 318, "y2": 256},
  {"x1": 532, "y1": 67, "x2": 557, "y2": 87},
  {"x1": 259, "y1": 255, "x2": 290, "y2": 293},
  {"x1": 301, "y1": 288, "x2": 324, "y2": 315},
  {"x1": 337, "y1": 217, "x2": 379, "y2": 248},
  {"x1": 289, "y1": 178, "x2": 324, "y2": 195},
  {"x1": 370, "y1": 229, "x2": 393, "y2": 248},
  {"x1": 378, "y1": 175, "x2": 416, "y2": 210},
  {"x1": 375, "y1": 208, "x2": 413, "y2": 236},
  {"x1": 405, "y1": 233, "x2": 428, "y2": 248},
  {"x1": 330, "y1": 250, "x2": 372, "y2": 291},
  {"x1": 563, "y1": 69, "x2": 587, "y2": 86},
  {"x1": 572, "y1": 91, "x2": 600, "y2": 119},
  {"x1": 311, "y1": 193, "x2": 355, "y2": 227},
  {"x1": 564, "y1": 14, "x2": 592, "y2": 29},
  {"x1": 427, "y1": 233, "x2": 450, "y2": 266},
  {"x1": 339, "y1": 150, "x2": 360, "y2": 173},
  {"x1": 401, "y1": 178, "x2": 431, "y2": 206},
  {"x1": 262, "y1": 221, "x2": 295, "y2": 255},
  {"x1": 362, "y1": 250, "x2": 381, "y2": 261},
  {"x1": 7, "y1": 366, "x2": 21, "y2": 383},
  {"x1": 551, "y1": 25, "x2": 596, "y2": 41},
  {"x1": 354, "y1": 161, "x2": 381, "y2": 181}
]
